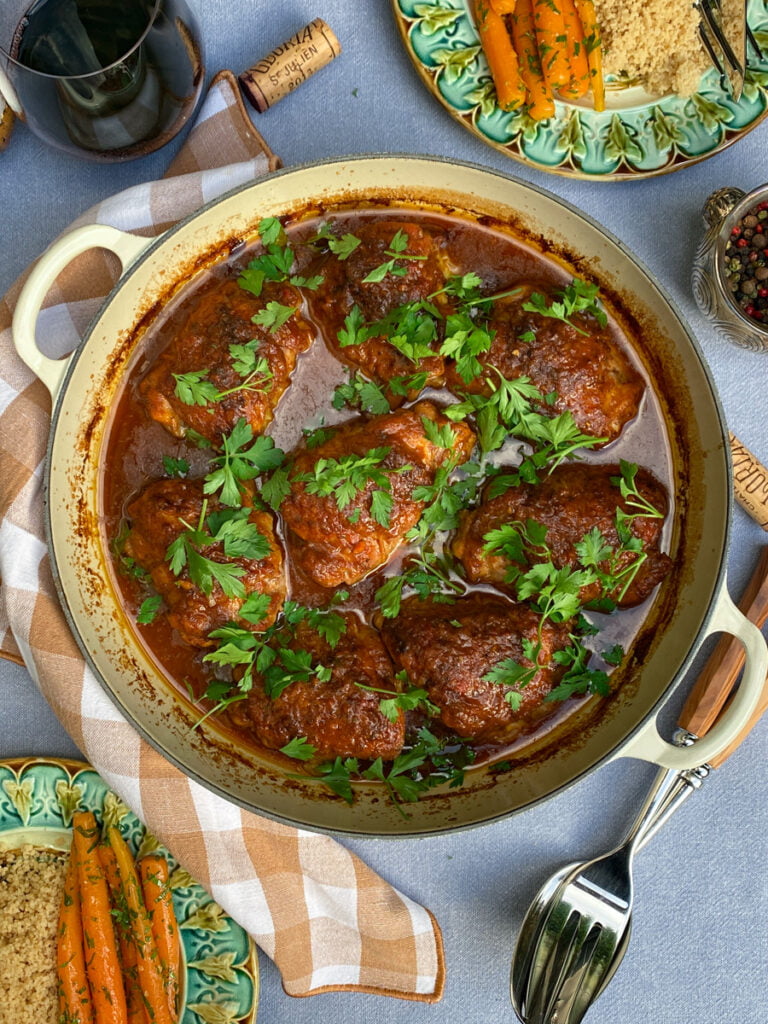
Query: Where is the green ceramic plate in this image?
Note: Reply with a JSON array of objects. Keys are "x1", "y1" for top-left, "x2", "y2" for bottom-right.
[
  {"x1": 392, "y1": 0, "x2": 768, "y2": 179},
  {"x1": 0, "y1": 757, "x2": 259, "y2": 1024}
]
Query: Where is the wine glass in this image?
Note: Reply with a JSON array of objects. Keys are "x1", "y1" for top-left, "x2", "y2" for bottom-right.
[{"x1": 0, "y1": 0, "x2": 205, "y2": 161}]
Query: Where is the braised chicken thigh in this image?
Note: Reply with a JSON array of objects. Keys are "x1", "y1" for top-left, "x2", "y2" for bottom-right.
[
  {"x1": 380, "y1": 595, "x2": 572, "y2": 744},
  {"x1": 125, "y1": 478, "x2": 285, "y2": 646},
  {"x1": 139, "y1": 277, "x2": 315, "y2": 444},
  {"x1": 445, "y1": 283, "x2": 644, "y2": 444},
  {"x1": 452, "y1": 462, "x2": 672, "y2": 608},
  {"x1": 228, "y1": 614, "x2": 405, "y2": 761},
  {"x1": 310, "y1": 220, "x2": 448, "y2": 398},
  {"x1": 280, "y1": 400, "x2": 476, "y2": 588}
]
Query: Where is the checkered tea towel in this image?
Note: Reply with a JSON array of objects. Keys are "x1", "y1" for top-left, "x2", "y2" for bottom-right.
[{"x1": 0, "y1": 70, "x2": 445, "y2": 1002}]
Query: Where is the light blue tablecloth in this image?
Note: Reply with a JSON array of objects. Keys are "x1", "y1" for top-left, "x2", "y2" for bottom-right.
[{"x1": 1, "y1": 3, "x2": 766, "y2": 1022}]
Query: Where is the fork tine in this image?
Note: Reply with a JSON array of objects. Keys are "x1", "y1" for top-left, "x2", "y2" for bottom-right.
[
  {"x1": 699, "y1": 18, "x2": 728, "y2": 78},
  {"x1": 556, "y1": 924, "x2": 620, "y2": 1024},
  {"x1": 746, "y1": 22, "x2": 760, "y2": 59},
  {"x1": 700, "y1": 0, "x2": 743, "y2": 72},
  {"x1": 525, "y1": 910, "x2": 583, "y2": 1024}
]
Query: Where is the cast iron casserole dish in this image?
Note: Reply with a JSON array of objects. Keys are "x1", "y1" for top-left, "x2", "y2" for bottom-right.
[{"x1": 13, "y1": 156, "x2": 767, "y2": 836}]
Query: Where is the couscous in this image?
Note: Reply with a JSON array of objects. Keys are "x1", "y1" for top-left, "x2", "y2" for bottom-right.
[
  {"x1": 594, "y1": 0, "x2": 741, "y2": 96},
  {"x1": 0, "y1": 845, "x2": 67, "y2": 1024}
]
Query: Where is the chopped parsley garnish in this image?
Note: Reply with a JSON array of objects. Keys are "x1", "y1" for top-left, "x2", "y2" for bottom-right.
[
  {"x1": 172, "y1": 354, "x2": 273, "y2": 408},
  {"x1": 251, "y1": 301, "x2": 298, "y2": 333},
  {"x1": 203, "y1": 418, "x2": 284, "y2": 507},
  {"x1": 162, "y1": 455, "x2": 190, "y2": 478},
  {"x1": 361, "y1": 229, "x2": 428, "y2": 283},
  {"x1": 375, "y1": 549, "x2": 464, "y2": 619},
  {"x1": 237, "y1": 217, "x2": 324, "y2": 296},
  {"x1": 312, "y1": 222, "x2": 362, "y2": 260},
  {"x1": 280, "y1": 736, "x2": 317, "y2": 761},
  {"x1": 136, "y1": 594, "x2": 162, "y2": 625},
  {"x1": 294, "y1": 447, "x2": 409, "y2": 528},
  {"x1": 165, "y1": 501, "x2": 264, "y2": 600},
  {"x1": 200, "y1": 602, "x2": 348, "y2": 722},
  {"x1": 332, "y1": 372, "x2": 391, "y2": 415},
  {"x1": 522, "y1": 278, "x2": 607, "y2": 335}
]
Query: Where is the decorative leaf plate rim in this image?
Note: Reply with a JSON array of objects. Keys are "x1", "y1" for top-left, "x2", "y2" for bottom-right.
[
  {"x1": 391, "y1": 0, "x2": 768, "y2": 180},
  {"x1": 0, "y1": 756, "x2": 259, "y2": 1024}
]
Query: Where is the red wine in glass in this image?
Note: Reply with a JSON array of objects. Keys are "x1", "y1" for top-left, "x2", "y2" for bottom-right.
[{"x1": 3, "y1": 0, "x2": 204, "y2": 160}]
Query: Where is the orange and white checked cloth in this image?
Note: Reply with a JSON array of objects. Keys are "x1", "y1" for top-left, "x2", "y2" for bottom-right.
[{"x1": 0, "y1": 71, "x2": 445, "y2": 1002}]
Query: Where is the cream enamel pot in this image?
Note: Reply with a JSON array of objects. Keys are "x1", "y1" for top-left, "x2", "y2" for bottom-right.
[{"x1": 13, "y1": 156, "x2": 767, "y2": 836}]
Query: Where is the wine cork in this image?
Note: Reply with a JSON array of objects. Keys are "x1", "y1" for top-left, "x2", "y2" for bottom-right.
[
  {"x1": 729, "y1": 432, "x2": 768, "y2": 530},
  {"x1": 239, "y1": 19, "x2": 341, "y2": 114}
]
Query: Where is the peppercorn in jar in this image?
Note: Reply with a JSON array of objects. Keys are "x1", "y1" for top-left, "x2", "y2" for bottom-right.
[{"x1": 723, "y1": 200, "x2": 768, "y2": 324}]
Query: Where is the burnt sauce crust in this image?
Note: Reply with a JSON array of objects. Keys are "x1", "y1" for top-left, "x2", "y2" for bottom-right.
[{"x1": 103, "y1": 207, "x2": 672, "y2": 784}]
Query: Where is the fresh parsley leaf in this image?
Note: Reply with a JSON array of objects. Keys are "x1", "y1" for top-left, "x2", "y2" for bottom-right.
[
  {"x1": 420, "y1": 415, "x2": 457, "y2": 450},
  {"x1": 162, "y1": 455, "x2": 189, "y2": 478},
  {"x1": 338, "y1": 304, "x2": 370, "y2": 347},
  {"x1": 173, "y1": 370, "x2": 220, "y2": 407},
  {"x1": 260, "y1": 465, "x2": 292, "y2": 510},
  {"x1": 251, "y1": 301, "x2": 297, "y2": 333},
  {"x1": 280, "y1": 736, "x2": 317, "y2": 761},
  {"x1": 332, "y1": 372, "x2": 391, "y2": 415},
  {"x1": 522, "y1": 278, "x2": 607, "y2": 335},
  {"x1": 237, "y1": 217, "x2": 295, "y2": 296},
  {"x1": 439, "y1": 310, "x2": 495, "y2": 384},
  {"x1": 136, "y1": 594, "x2": 162, "y2": 625},
  {"x1": 366, "y1": 299, "x2": 439, "y2": 363},
  {"x1": 295, "y1": 447, "x2": 400, "y2": 524},
  {"x1": 312, "y1": 223, "x2": 362, "y2": 261},
  {"x1": 239, "y1": 592, "x2": 272, "y2": 625},
  {"x1": 204, "y1": 420, "x2": 284, "y2": 507},
  {"x1": 375, "y1": 549, "x2": 463, "y2": 618},
  {"x1": 361, "y1": 229, "x2": 428, "y2": 283},
  {"x1": 289, "y1": 273, "x2": 324, "y2": 290},
  {"x1": 482, "y1": 658, "x2": 536, "y2": 708}
]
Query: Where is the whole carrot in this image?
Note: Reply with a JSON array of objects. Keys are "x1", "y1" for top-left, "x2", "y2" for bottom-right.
[
  {"x1": 139, "y1": 855, "x2": 181, "y2": 1020},
  {"x1": 99, "y1": 843, "x2": 149, "y2": 1024},
  {"x1": 72, "y1": 811, "x2": 128, "y2": 1024},
  {"x1": 573, "y1": 0, "x2": 605, "y2": 110},
  {"x1": 57, "y1": 849, "x2": 95, "y2": 1024},
  {"x1": 558, "y1": 0, "x2": 591, "y2": 98},
  {"x1": 510, "y1": 0, "x2": 556, "y2": 119},
  {"x1": 106, "y1": 827, "x2": 176, "y2": 1024},
  {"x1": 532, "y1": 0, "x2": 572, "y2": 92},
  {"x1": 474, "y1": 0, "x2": 526, "y2": 111}
]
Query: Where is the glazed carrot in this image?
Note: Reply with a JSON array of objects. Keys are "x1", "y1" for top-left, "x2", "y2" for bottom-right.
[
  {"x1": 558, "y1": 0, "x2": 591, "y2": 98},
  {"x1": 510, "y1": 0, "x2": 556, "y2": 119},
  {"x1": 98, "y1": 843, "x2": 148, "y2": 1024},
  {"x1": 139, "y1": 855, "x2": 181, "y2": 1020},
  {"x1": 71, "y1": 811, "x2": 128, "y2": 1024},
  {"x1": 532, "y1": 0, "x2": 572, "y2": 91},
  {"x1": 573, "y1": 0, "x2": 605, "y2": 110},
  {"x1": 489, "y1": 0, "x2": 517, "y2": 13},
  {"x1": 57, "y1": 849, "x2": 95, "y2": 1024},
  {"x1": 474, "y1": 0, "x2": 526, "y2": 111},
  {"x1": 106, "y1": 827, "x2": 176, "y2": 1024}
]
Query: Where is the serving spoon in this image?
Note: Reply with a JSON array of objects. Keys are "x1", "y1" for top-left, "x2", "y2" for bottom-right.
[{"x1": 510, "y1": 545, "x2": 768, "y2": 1024}]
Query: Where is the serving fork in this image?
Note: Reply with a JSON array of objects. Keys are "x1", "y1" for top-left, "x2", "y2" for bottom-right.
[
  {"x1": 695, "y1": 0, "x2": 758, "y2": 99},
  {"x1": 511, "y1": 546, "x2": 768, "y2": 1024}
]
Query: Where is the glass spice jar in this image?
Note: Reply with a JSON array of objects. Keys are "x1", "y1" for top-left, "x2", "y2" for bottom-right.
[{"x1": 692, "y1": 183, "x2": 768, "y2": 353}]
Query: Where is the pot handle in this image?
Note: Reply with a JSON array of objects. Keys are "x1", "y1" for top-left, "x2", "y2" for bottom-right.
[
  {"x1": 13, "y1": 224, "x2": 153, "y2": 400},
  {"x1": 618, "y1": 584, "x2": 767, "y2": 769}
]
